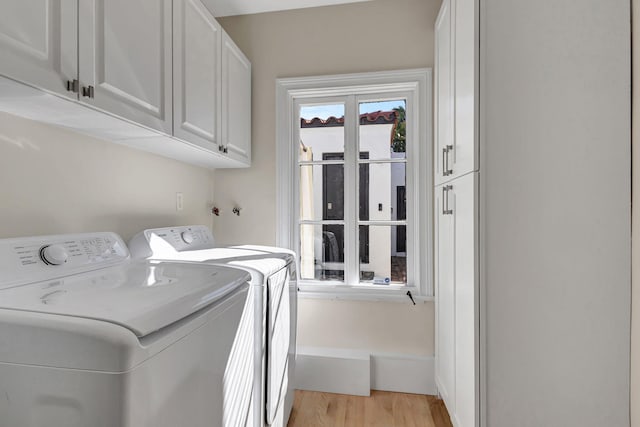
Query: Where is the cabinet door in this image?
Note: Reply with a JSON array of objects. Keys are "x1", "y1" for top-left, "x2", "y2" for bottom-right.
[
  {"x1": 434, "y1": 0, "x2": 454, "y2": 185},
  {"x1": 435, "y1": 181, "x2": 456, "y2": 414},
  {"x1": 451, "y1": 172, "x2": 477, "y2": 427},
  {"x1": 451, "y1": 0, "x2": 478, "y2": 180},
  {"x1": 78, "y1": 0, "x2": 172, "y2": 134},
  {"x1": 0, "y1": 0, "x2": 77, "y2": 99},
  {"x1": 173, "y1": 0, "x2": 221, "y2": 151},
  {"x1": 221, "y1": 31, "x2": 251, "y2": 165}
]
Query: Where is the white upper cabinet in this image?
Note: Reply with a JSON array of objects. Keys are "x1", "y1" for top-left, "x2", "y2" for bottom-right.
[
  {"x1": 173, "y1": 0, "x2": 222, "y2": 151},
  {"x1": 434, "y1": 0, "x2": 453, "y2": 185},
  {"x1": 435, "y1": 0, "x2": 477, "y2": 184},
  {"x1": 78, "y1": 0, "x2": 173, "y2": 134},
  {"x1": 0, "y1": 0, "x2": 78, "y2": 100},
  {"x1": 221, "y1": 30, "x2": 252, "y2": 165},
  {"x1": 0, "y1": 0, "x2": 251, "y2": 169}
]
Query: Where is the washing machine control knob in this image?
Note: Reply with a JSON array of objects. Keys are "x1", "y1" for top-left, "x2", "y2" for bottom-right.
[
  {"x1": 181, "y1": 231, "x2": 195, "y2": 245},
  {"x1": 40, "y1": 245, "x2": 69, "y2": 265}
]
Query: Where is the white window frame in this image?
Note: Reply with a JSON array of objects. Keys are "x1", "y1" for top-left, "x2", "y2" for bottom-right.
[{"x1": 276, "y1": 69, "x2": 433, "y2": 302}]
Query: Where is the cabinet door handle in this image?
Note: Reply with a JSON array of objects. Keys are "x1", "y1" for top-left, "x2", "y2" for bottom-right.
[
  {"x1": 66, "y1": 79, "x2": 79, "y2": 93},
  {"x1": 442, "y1": 147, "x2": 448, "y2": 177},
  {"x1": 443, "y1": 185, "x2": 454, "y2": 215},
  {"x1": 82, "y1": 85, "x2": 95, "y2": 98},
  {"x1": 443, "y1": 145, "x2": 454, "y2": 176},
  {"x1": 442, "y1": 186, "x2": 447, "y2": 215}
]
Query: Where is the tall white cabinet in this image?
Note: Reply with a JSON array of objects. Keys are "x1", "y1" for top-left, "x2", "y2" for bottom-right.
[
  {"x1": 434, "y1": 0, "x2": 478, "y2": 425},
  {"x1": 434, "y1": 1, "x2": 631, "y2": 427}
]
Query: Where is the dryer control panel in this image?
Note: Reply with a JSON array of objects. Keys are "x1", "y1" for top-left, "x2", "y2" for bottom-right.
[
  {"x1": 0, "y1": 232, "x2": 129, "y2": 289},
  {"x1": 129, "y1": 225, "x2": 215, "y2": 258}
]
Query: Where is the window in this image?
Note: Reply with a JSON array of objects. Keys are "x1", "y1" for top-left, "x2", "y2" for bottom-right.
[{"x1": 276, "y1": 70, "x2": 432, "y2": 300}]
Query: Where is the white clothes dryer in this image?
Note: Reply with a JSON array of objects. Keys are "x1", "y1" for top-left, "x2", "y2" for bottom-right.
[
  {"x1": 0, "y1": 232, "x2": 254, "y2": 427},
  {"x1": 129, "y1": 225, "x2": 297, "y2": 427}
]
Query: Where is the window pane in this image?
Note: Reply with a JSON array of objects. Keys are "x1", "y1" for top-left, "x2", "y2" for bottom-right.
[
  {"x1": 299, "y1": 163, "x2": 344, "y2": 221},
  {"x1": 359, "y1": 99, "x2": 407, "y2": 160},
  {"x1": 300, "y1": 104, "x2": 345, "y2": 161},
  {"x1": 300, "y1": 224, "x2": 345, "y2": 281},
  {"x1": 359, "y1": 162, "x2": 406, "y2": 221},
  {"x1": 358, "y1": 225, "x2": 407, "y2": 285}
]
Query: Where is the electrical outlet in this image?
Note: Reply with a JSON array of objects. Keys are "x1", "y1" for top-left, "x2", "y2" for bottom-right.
[{"x1": 176, "y1": 192, "x2": 184, "y2": 211}]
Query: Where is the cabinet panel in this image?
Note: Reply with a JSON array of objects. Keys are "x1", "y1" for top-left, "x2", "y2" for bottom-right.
[
  {"x1": 435, "y1": 182, "x2": 456, "y2": 413},
  {"x1": 0, "y1": 0, "x2": 77, "y2": 99},
  {"x1": 79, "y1": 0, "x2": 172, "y2": 134},
  {"x1": 481, "y1": 1, "x2": 630, "y2": 425},
  {"x1": 434, "y1": 0, "x2": 454, "y2": 185},
  {"x1": 452, "y1": 0, "x2": 477, "y2": 179},
  {"x1": 435, "y1": 0, "x2": 478, "y2": 185},
  {"x1": 436, "y1": 173, "x2": 477, "y2": 427},
  {"x1": 452, "y1": 172, "x2": 477, "y2": 427},
  {"x1": 221, "y1": 31, "x2": 251, "y2": 165},
  {"x1": 173, "y1": 0, "x2": 221, "y2": 150}
]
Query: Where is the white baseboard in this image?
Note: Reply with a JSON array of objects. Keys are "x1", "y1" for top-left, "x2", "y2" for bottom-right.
[
  {"x1": 295, "y1": 346, "x2": 371, "y2": 396},
  {"x1": 371, "y1": 352, "x2": 436, "y2": 395},
  {"x1": 295, "y1": 347, "x2": 436, "y2": 396}
]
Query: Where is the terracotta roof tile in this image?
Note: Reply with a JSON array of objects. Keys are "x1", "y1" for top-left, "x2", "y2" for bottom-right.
[{"x1": 301, "y1": 110, "x2": 397, "y2": 128}]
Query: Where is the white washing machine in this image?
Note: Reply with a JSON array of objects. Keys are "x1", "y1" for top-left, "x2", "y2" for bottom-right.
[
  {"x1": 129, "y1": 225, "x2": 298, "y2": 427},
  {"x1": 0, "y1": 232, "x2": 255, "y2": 427}
]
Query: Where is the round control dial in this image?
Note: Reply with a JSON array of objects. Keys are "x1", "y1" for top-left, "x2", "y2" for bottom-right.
[
  {"x1": 40, "y1": 245, "x2": 69, "y2": 266},
  {"x1": 181, "y1": 231, "x2": 195, "y2": 245}
]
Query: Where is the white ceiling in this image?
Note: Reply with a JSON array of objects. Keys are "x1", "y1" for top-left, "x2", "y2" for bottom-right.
[{"x1": 201, "y1": 0, "x2": 374, "y2": 17}]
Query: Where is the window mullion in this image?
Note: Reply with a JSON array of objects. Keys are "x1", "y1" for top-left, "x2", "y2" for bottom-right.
[
  {"x1": 293, "y1": 98, "x2": 302, "y2": 253},
  {"x1": 344, "y1": 95, "x2": 359, "y2": 287}
]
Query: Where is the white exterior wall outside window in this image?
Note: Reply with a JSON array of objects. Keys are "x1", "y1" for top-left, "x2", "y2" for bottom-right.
[
  {"x1": 276, "y1": 69, "x2": 432, "y2": 300},
  {"x1": 299, "y1": 117, "x2": 405, "y2": 283}
]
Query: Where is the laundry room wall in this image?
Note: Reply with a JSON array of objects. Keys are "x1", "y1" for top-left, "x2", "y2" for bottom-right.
[
  {"x1": 0, "y1": 112, "x2": 214, "y2": 241},
  {"x1": 215, "y1": 0, "x2": 440, "y2": 358}
]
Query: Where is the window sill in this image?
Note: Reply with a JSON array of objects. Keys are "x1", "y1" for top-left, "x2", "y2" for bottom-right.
[{"x1": 297, "y1": 282, "x2": 434, "y2": 303}]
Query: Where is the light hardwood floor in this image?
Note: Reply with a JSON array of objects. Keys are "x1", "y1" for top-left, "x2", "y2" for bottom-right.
[{"x1": 288, "y1": 390, "x2": 454, "y2": 427}]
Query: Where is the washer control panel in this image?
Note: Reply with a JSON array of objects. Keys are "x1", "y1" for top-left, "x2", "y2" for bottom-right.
[
  {"x1": 0, "y1": 232, "x2": 129, "y2": 289},
  {"x1": 39, "y1": 244, "x2": 69, "y2": 265}
]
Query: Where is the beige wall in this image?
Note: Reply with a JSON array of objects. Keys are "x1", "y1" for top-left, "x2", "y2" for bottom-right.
[
  {"x1": 0, "y1": 112, "x2": 214, "y2": 241},
  {"x1": 633, "y1": 2, "x2": 639, "y2": 425},
  {"x1": 217, "y1": 0, "x2": 441, "y2": 356},
  {"x1": 297, "y1": 299, "x2": 434, "y2": 355}
]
